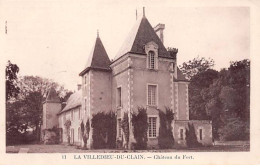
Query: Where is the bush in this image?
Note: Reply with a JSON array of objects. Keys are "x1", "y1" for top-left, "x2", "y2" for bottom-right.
[
  {"x1": 91, "y1": 112, "x2": 116, "y2": 149},
  {"x1": 158, "y1": 107, "x2": 174, "y2": 149},
  {"x1": 185, "y1": 122, "x2": 202, "y2": 148},
  {"x1": 121, "y1": 112, "x2": 129, "y2": 149},
  {"x1": 132, "y1": 107, "x2": 148, "y2": 150},
  {"x1": 218, "y1": 117, "x2": 249, "y2": 141},
  {"x1": 80, "y1": 120, "x2": 90, "y2": 149}
]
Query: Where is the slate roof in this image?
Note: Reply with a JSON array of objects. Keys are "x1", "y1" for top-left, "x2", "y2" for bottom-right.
[
  {"x1": 115, "y1": 16, "x2": 172, "y2": 60},
  {"x1": 79, "y1": 36, "x2": 111, "y2": 76},
  {"x1": 59, "y1": 90, "x2": 82, "y2": 114},
  {"x1": 45, "y1": 87, "x2": 60, "y2": 103}
]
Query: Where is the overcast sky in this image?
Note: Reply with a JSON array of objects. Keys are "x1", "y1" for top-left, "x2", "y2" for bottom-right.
[{"x1": 1, "y1": 1, "x2": 250, "y2": 91}]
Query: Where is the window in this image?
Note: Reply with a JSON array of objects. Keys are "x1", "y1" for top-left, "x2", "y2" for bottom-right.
[
  {"x1": 84, "y1": 75, "x2": 87, "y2": 84},
  {"x1": 199, "y1": 129, "x2": 203, "y2": 140},
  {"x1": 148, "y1": 85, "x2": 157, "y2": 106},
  {"x1": 118, "y1": 119, "x2": 122, "y2": 138},
  {"x1": 148, "y1": 51, "x2": 155, "y2": 69},
  {"x1": 117, "y1": 87, "x2": 122, "y2": 107},
  {"x1": 148, "y1": 117, "x2": 157, "y2": 137},
  {"x1": 180, "y1": 129, "x2": 184, "y2": 140}
]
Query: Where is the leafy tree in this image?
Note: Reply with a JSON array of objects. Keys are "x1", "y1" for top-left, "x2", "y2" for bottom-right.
[
  {"x1": 132, "y1": 107, "x2": 148, "y2": 150},
  {"x1": 189, "y1": 69, "x2": 219, "y2": 120},
  {"x1": 6, "y1": 60, "x2": 20, "y2": 101},
  {"x1": 17, "y1": 75, "x2": 70, "y2": 100},
  {"x1": 6, "y1": 100, "x2": 27, "y2": 145},
  {"x1": 23, "y1": 91, "x2": 43, "y2": 141},
  {"x1": 201, "y1": 59, "x2": 250, "y2": 140},
  {"x1": 179, "y1": 56, "x2": 215, "y2": 80}
]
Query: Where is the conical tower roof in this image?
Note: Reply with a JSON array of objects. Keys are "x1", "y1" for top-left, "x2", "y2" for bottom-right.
[
  {"x1": 115, "y1": 15, "x2": 171, "y2": 60},
  {"x1": 45, "y1": 87, "x2": 60, "y2": 103},
  {"x1": 79, "y1": 34, "x2": 111, "y2": 76}
]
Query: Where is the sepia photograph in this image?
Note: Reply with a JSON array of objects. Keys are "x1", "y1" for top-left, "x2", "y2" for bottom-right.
[{"x1": 1, "y1": 0, "x2": 259, "y2": 165}]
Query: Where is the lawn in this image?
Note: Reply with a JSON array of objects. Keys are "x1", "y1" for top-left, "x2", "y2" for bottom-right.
[{"x1": 6, "y1": 143, "x2": 249, "y2": 153}]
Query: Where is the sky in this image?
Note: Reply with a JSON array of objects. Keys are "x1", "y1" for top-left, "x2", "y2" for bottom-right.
[{"x1": 1, "y1": 0, "x2": 250, "y2": 91}]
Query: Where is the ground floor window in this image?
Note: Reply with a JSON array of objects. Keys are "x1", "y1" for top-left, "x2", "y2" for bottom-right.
[{"x1": 148, "y1": 117, "x2": 157, "y2": 138}]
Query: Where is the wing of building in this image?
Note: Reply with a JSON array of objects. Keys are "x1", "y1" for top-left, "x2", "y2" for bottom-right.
[{"x1": 42, "y1": 9, "x2": 213, "y2": 149}]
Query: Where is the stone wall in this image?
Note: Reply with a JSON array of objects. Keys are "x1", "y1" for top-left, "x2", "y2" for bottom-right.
[{"x1": 173, "y1": 120, "x2": 213, "y2": 147}]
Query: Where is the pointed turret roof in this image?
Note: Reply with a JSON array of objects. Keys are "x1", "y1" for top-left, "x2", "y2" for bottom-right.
[
  {"x1": 45, "y1": 87, "x2": 60, "y2": 103},
  {"x1": 79, "y1": 34, "x2": 111, "y2": 76},
  {"x1": 114, "y1": 15, "x2": 171, "y2": 60}
]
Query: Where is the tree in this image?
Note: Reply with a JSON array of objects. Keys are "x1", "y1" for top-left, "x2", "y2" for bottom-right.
[
  {"x1": 179, "y1": 56, "x2": 215, "y2": 80},
  {"x1": 201, "y1": 59, "x2": 250, "y2": 140},
  {"x1": 17, "y1": 75, "x2": 70, "y2": 100},
  {"x1": 23, "y1": 91, "x2": 43, "y2": 141},
  {"x1": 6, "y1": 100, "x2": 27, "y2": 145},
  {"x1": 6, "y1": 60, "x2": 20, "y2": 101},
  {"x1": 189, "y1": 69, "x2": 219, "y2": 120},
  {"x1": 13, "y1": 75, "x2": 71, "y2": 142},
  {"x1": 132, "y1": 107, "x2": 148, "y2": 150}
]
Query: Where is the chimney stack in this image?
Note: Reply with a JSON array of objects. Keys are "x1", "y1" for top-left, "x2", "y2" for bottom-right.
[
  {"x1": 77, "y1": 84, "x2": 82, "y2": 90},
  {"x1": 154, "y1": 23, "x2": 165, "y2": 44}
]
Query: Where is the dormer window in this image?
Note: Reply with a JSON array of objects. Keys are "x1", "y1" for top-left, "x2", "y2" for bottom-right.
[
  {"x1": 145, "y1": 41, "x2": 158, "y2": 70},
  {"x1": 148, "y1": 51, "x2": 155, "y2": 69}
]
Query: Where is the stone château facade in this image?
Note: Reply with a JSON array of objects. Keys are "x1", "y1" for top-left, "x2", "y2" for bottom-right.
[{"x1": 41, "y1": 10, "x2": 213, "y2": 149}]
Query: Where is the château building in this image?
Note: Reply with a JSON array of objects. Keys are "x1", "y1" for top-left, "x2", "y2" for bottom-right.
[{"x1": 41, "y1": 9, "x2": 213, "y2": 149}]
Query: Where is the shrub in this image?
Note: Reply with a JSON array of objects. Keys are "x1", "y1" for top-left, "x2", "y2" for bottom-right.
[
  {"x1": 64, "y1": 120, "x2": 71, "y2": 145},
  {"x1": 132, "y1": 107, "x2": 148, "y2": 150},
  {"x1": 218, "y1": 117, "x2": 249, "y2": 141},
  {"x1": 80, "y1": 119, "x2": 90, "y2": 149},
  {"x1": 121, "y1": 112, "x2": 129, "y2": 149},
  {"x1": 158, "y1": 107, "x2": 174, "y2": 149},
  {"x1": 91, "y1": 112, "x2": 116, "y2": 149},
  {"x1": 185, "y1": 122, "x2": 202, "y2": 148}
]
